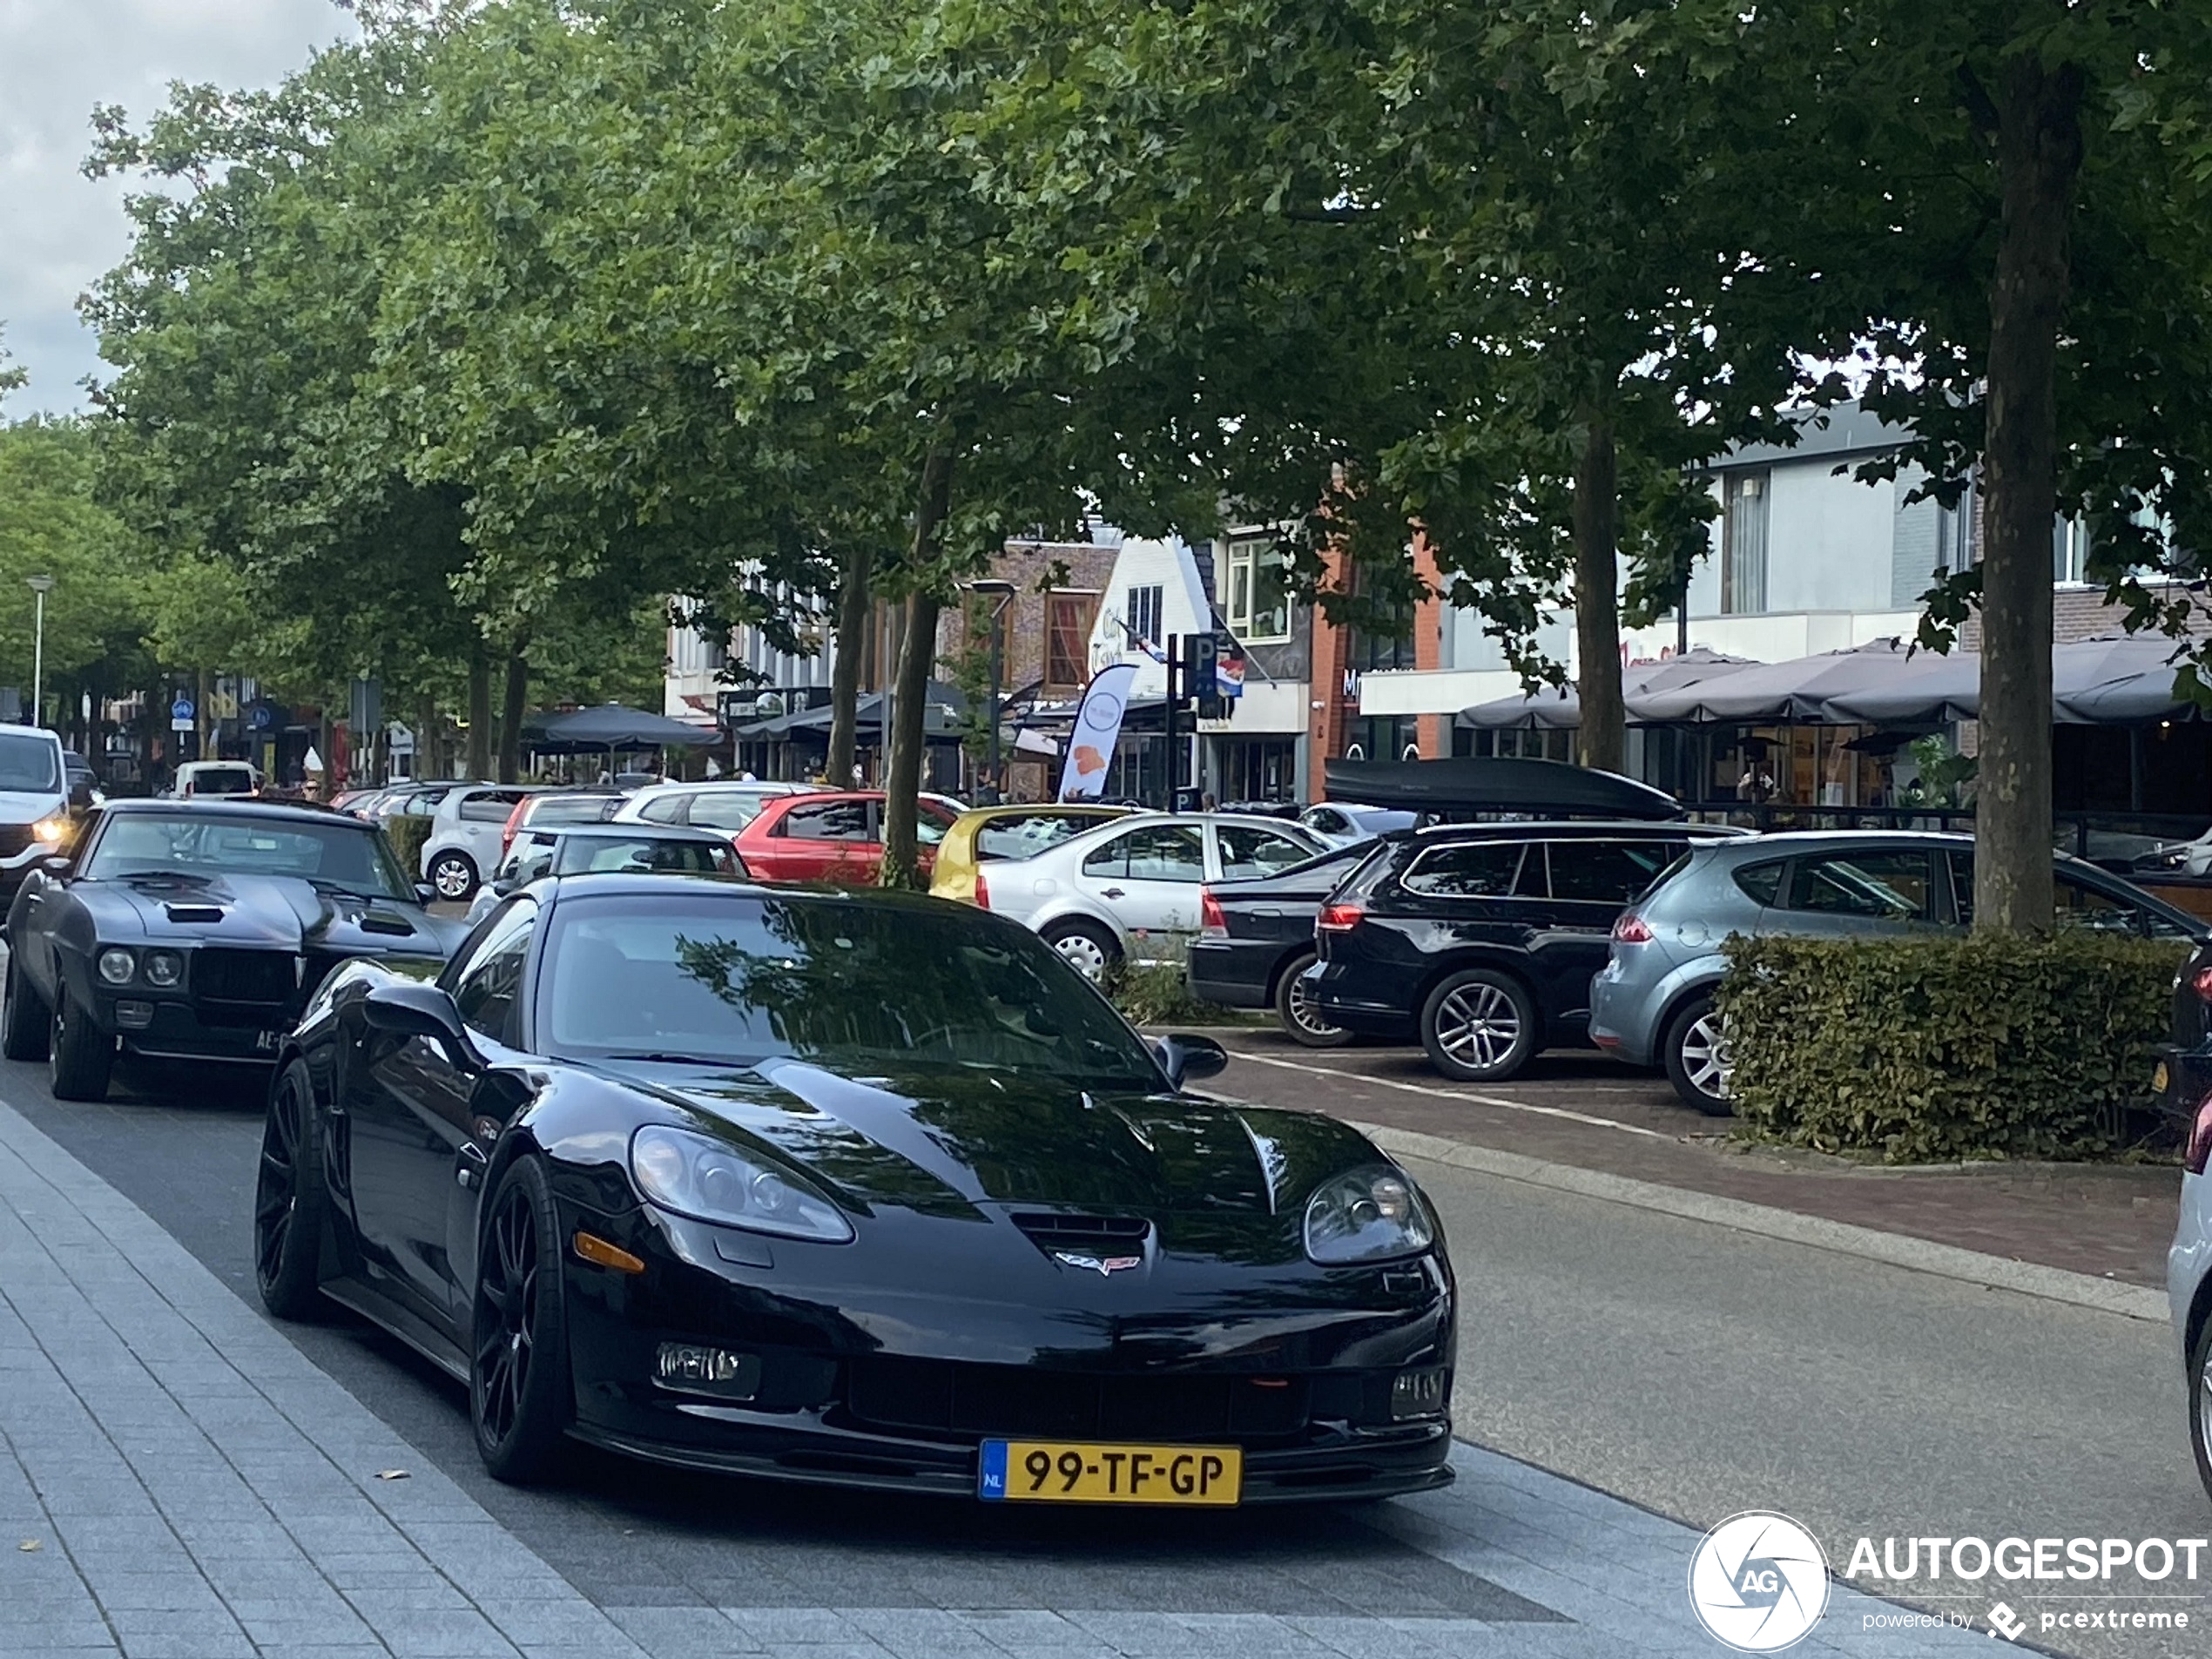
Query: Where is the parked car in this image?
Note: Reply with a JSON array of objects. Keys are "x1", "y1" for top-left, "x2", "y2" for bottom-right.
[
  {"x1": 733, "y1": 791, "x2": 966, "y2": 884},
  {"x1": 928, "y1": 804, "x2": 1135, "y2": 906},
  {"x1": 1305, "y1": 821, "x2": 1749, "y2": 1083},
  {"x1": 976, "y1": 813, "x2": 1328, "y2": 981},
  {"x1": 1189, "y1": 841, "x2": 1380, "y2": 1045},
  {"x1": 1591, "y1": 831, "x2": 2205, "y2": 1114},
  {"x1": 368, "y1": 779, "x2": 485, "y2": 824},
  {"x1": 497, "y1": 788, "x2": 627, "y2": 858},
  {"x1": 62, "y1": 752, "x2": 102, "y2": 810},
  {"x1": 420, "y1": 784, "x2": 552, "y2": 900},
  {"x1": 463, "y1": 821, "x2": 743, "y2": 922},
  {"x1": 1, "y1": 799, "x2": 462, "y2": 1101},
  {"x1": 610, "y1": 779, "x2": 821, "y2": 833},
  {"x1": 174, "y1": 760, "x2": 260, "y2": 799},
  {"x1": 0, "y1": 726, "x2": 74, "y2": 906},
  {"x1": 1298, "y1": 803, "x2": 1418, "y2": 847},
  {"x1": 253, "y1": 873, "x2": 1453, "y2": 1499}
]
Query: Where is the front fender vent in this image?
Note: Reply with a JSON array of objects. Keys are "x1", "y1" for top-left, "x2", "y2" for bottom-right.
[
  {"x1": 1009, "y1": 1211, "x2": 1150, "y2": 1252},
  {"x1": 165, "y1": 904, "x2": 224, "y2": 924}
]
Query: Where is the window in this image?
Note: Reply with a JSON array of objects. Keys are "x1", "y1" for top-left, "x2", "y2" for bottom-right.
[
  {"x1": 637, "y1": 793, "x2": 687, "y2": 824},
  {"x1": 1721, "y1": 470, "x2": 1770, "y2": 615},
  {"x1": 1225, "y1": 538, "x2": 1292, "y2": 643},
  {"x1": 448, "y1": 901, "x2": 536, "y2": 1045},
  {"x1": 1217, "y1": 826, "x2": 1313, "y2": 878},
  {"x1": 459, "y1": 790, "x2": 529, "y2": 824},
  {"x1": 563, "y1": 837, "x2": 734, "y2": 876},
  {"x1": 1399, "y1": 841, "x2": 1526, "y2": 898},
  {"x1": 1731, "y1": 860, "x2": 1786, "y2": 907},
  {"x1": 1083, "y1": 826, "x2": 1204, "y2": 883},
  {"x1": 1541, "y1": 841, "x2": 1684, "y2": 905},
  {"x1": 1300, "y1": 807, "x2": 1349, "y2": 837},
  {"x1": 686, "y1": 795, "x2": 762, "y2": 831},
  {"x1": 1045, "y1": 593, "x2": 1098, "y2": 690},
  {"x1": 2054, "y1": 516, "x2": 2092, "y2": 584},
  {"x1": 780, "y1": 801, "x2": 873, "y2": 841},
  {"x1": 1788, "y1": 850, "x2": 1935, "y2": 921},
  {"x1": 974, "y1": 812, "x2": 1115, "y2": 861},
  {"x1": 1125, "y1": 583, "x2": 1163, "y2": 647},
  {"x1": 2053, "y1": 876, "x2": 2147, "y2": 934}
]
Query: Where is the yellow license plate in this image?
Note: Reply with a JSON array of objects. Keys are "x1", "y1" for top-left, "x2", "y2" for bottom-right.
[
  {"x1": 2155, "y1": 1062, "x2": 2170, "y2": 1095},
  {"x1": 978, "y1": 1440, "x2": 1242, "y2": 1505}
]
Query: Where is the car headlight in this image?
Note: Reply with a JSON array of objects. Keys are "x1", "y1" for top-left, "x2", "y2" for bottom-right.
[
  {"x1": 96, "y1": 948, "x2": 136, "y2": 986},
  {"x1": 1304, "y1": 1163, "x2": 1434, "y2": 1265},
  {"x1": 143, "y1": 950, "x2": 183, "y2": 988},
  {"x1": 31, "y1": 816, "x2": 67, "y2": 845},
  {"x1": 630, "y1": 1124, "x2": 853, "y2": 1243}
]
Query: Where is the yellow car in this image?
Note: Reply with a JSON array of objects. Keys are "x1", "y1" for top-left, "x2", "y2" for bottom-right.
[{"x1": 927, "y1": 803, "x2": 1136, "y2": 906}]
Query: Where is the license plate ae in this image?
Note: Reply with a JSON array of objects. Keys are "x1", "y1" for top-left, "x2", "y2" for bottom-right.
[
  {"x1": 254, "y1": 1030, "x2": 282, "y2": 1053},
  {"x1": 978, "y1": 1440, "x2": 1241, "y2": 1506}
]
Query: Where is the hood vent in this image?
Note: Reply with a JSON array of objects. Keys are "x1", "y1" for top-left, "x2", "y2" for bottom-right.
[
  {"x1": 164, "y1": 904, "x2": 224, "y2": 923},
  {"x1": 1010, "y1": 1212, "x2": 1150, "y2": 1252}
]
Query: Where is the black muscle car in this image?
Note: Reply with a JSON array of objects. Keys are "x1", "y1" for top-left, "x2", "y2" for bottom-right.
[
  {"x1": 254, "y1": 873, "x2": 1456, "y2": 1504},
  {"x1": 2, "y1": 800, "x2": 463, "y2": 1101}
]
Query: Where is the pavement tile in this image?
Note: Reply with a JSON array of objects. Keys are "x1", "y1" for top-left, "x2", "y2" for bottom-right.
[
  {"x1": 370, "y1": 1606, "x2": 526, "y2": 1658},
  {"x1": 723, "y1": 1606, "x2": 869, "y2": 1642}
]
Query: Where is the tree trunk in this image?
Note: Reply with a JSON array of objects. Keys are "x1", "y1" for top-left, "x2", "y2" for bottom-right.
[
  {"x1": 880, "y1": 451, "x2": 954, "y2": 888},
  {"x1": 1975, "y1": 57, "x2": 2082, "y2": 935},
  {"x1": 465, "y1": 644, "x2": 492, "y2": 781},
  {"x1": 415, "y1": 695, "x2": 439, "y2": 782},
  {"x1": 826, "y1": 543, "x2": 872, "y2": 787},
  {"x1": 1572, "y1": 415, "x2": 1626, "y2": 774},
  {"x1": 496, "y1": 642, "x2": 529, "y2": 785}
]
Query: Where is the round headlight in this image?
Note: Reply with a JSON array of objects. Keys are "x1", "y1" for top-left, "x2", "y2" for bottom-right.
[
  {"x1": 97, "y1": 948, "x2": 136, "y2": 986},
  {"x1": 629, "y1": 1124, "x2": 853, "y2": 1243},
  {"x1": 1303, "y1": 1163, "x2": 1435, "y2": 1265},
  {"x1": 143, "y1": 951, "x2": 183, "y2": 988}
]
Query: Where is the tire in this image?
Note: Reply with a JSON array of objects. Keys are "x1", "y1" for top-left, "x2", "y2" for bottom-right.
[
  {"x1": 1662, "y1": 996, "x2": 1733, "y2": 1116},
  {"x1": 1043, "y1": 918, "x2": 1120, "y2": 984},
  {"x1": 3, "y1": 954, "x2": 50, "y2": 1062},
  {"x1": 428, "y1": 850, "x2": 480, "y2": 902},
  {"x1": 1274, "y1": 952, "x2": 1351, "y2": 1049},
  {"x1": 48, "y1": 981, "x2": 113, "y2": 1102},
  {"x1": 254, "y1": 1060, "x2": 329, "y2": 1321},
  {"x1": 470, "y1": 1157, "x2": 574, "y2": 1484},
  {"x1": 2189, "y1": 1313, "x2": 2212, "y2": 1507},
  {"x1": 1420, "y1": 968, "x2": 1538, "y2": 1083}
]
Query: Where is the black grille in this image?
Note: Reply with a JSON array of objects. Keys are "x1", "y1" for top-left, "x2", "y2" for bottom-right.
[
  {"x1": 846, "y1": 1357, "x2": 1308, "y2": 1440},
  {"x1": 0, "y1": 826, "x2": 33, "y2": 860},
  {"x1": 192, "y1": 949, "x2": 297, "y2": 1012},
  {"x1": 1010, "y1": 1212, "x2": 1150, "y2": 1251}
]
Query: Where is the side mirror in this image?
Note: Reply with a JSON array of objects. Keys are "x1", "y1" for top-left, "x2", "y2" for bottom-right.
[
  {"x1": 362, "y1": 981, "x2": 482, "y2": 1070},
  {"x1": 1153, "y1": 1032, "x2": 1229, "y2": 1089},
  {"x1": 413, "y1": 882, "x2": 438, "y2": 907},
  {"x1": 69, "y1": 781, "x2": 93, "y2": 810},
  {"x1": 37, "y1": 854, "x2": 71, "y2": 878}
]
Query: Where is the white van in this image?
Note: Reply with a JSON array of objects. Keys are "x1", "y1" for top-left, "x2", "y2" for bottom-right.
[{"x1": 0, "y1": 727, "x2": 72, "y2": 902}]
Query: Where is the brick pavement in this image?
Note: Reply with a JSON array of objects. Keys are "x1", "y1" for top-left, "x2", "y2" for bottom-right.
[{"x1": 0, "y1": 1094, "x2": 1992, "y2": 1658}]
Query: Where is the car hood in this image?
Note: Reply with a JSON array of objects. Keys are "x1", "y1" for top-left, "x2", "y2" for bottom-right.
[
  {"x1": 0, "y1": 788, "x2": 64, "y2": 824},
  {"x1": 601, "y1": 1055, "x2": 1378, "y2": 1216},
  {"x1": 78, "y1": 872, "x2": 454, "y2": 954}
]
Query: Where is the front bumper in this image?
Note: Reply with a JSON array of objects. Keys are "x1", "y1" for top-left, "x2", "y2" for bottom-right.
[
  {"x1": 556, "y1": 1200, "x2": 1458, "y2": 1505},
  {"x1": 84, "y1": 988, "x2": 285, "y2": 1062}
]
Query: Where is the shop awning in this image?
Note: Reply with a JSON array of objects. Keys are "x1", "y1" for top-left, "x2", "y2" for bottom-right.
[
  {"x1": 1825, "y1": 635, "x2": 2198, "y2": 725},
  {"x1": 1631, "y1": 638, "x2": 1917, "y2": 724},
  {"x1": 527, "y1": 704, "x2": 718, "y2": 752},
  {"x1": 1458, "y1": 648, "x2": 1759, "y2": 730},
  {"x1": 1322, "y1": 756, "x2": 1682, "y2": 819}
]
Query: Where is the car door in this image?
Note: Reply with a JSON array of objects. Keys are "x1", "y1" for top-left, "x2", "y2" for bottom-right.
[
  {"x1": 750, "y1": 798, "x2": 873, "y2": 881},
  {"x1": 1528, "y1": 839, "x2": 1689, "y2": 1025},
  {"x1": 1777, "y1": 846, "x2": 1946, "y2": 940},
  {"x1": 1077, "y1": 824, "x2": 1207, "y2": 941},
  {"x1": 455, "y1": 788, "x2": 533, "y2": 873},
  {"x1": 345, "y1": 900, "x2": 536, "y2": 1332}
]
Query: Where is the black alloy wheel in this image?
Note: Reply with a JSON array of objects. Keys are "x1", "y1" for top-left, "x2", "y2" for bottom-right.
[
  {"x1": 48, "y1": 982, "x2": 113, "y2": 1102},
  {"x1": 254, "y1": 1060, "x2": 329, "y2": 1319},
  {"x1": 470, "y1": 1157, "x2": 573, "y2": 1483},
  {"x1": 1274, "y1": 951, "x2": 1352, "y2": 1049},
  {"x1": 1419, "y1": 967, "x2": 1539, "y2": 1083},
  {"x1": 2, "y1": 954, "x2": 50, "y2": 1062}
]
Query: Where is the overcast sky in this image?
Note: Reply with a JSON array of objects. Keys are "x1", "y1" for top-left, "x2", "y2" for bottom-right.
[{"x1": 0, "y1": 0, "x2": 355, "y2": 414}]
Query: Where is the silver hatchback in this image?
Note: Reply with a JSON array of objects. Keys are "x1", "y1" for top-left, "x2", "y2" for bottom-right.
[{"x1": 1588, "y1": 831, "x2": 2201, "y2": 1113}]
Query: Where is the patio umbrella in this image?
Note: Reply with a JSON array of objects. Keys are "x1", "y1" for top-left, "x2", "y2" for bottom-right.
[
  {"x1": 1822, "y1": 648, "x2": 1982, "y2": 725},
  {"x1": 534, "y1": 704, "x2": 718, "y2": 749},
  {"x1": 1827, "y1": 634, "x2": 2196, "y2": 725},
  {"x1": 1631, "y1": 638, "x2": 1916, "y2": 724},
  {"x1": 1459, "y1": 647, "x2": 1757, "y2": 729}
]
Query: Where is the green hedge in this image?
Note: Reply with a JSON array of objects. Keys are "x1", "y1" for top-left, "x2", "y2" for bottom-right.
[
  {"x1": 1716, "y1": 933, "x2": 2187, "y2": 1163},
  {"x1": 383, "y1": 813, "x2": 434, "y2": 883}
]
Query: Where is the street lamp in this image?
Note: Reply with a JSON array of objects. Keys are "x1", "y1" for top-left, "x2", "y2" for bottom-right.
[
  {"x1": 965, "y1": 579, "x2": 1016, "y2": 797},
  {"x1": 26, "y1": 575, "x2": 54, "y2": 729}
]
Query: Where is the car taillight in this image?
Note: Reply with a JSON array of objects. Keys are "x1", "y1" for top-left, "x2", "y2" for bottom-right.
[
  {"x1": 500, "y1": 799, "x2": 529, "y2": 854},
  {"x1": 973, "y1": 869, "x2": 990, "y2": 910},
  {"x1": 1200, "y1": 888, "x2": 1226, "y2": 939},
  {"x1": 1318, "y1": 901, "x2": 1365, "y2": 933},
  {"x1": 2188, "y1": 1093, "x2": 2212, "y2": 1176},
  {"x1": 1613, "y1": 913, "x2": 1654, "y2": 944},
  {"x1": 2192, "y1": 965, "x2": 2212, "y2": 1002}
]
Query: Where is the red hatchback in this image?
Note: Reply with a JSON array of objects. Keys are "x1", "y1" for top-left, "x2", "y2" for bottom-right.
[{"x1": 732, "y1": 792, "x2": 963, "y2": 883}]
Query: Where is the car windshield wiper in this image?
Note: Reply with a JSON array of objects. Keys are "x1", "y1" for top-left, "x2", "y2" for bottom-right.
[
  {"x1": 303, "y1": 877, "x2": 390, "y2": 902},
  {"x1": 598, "y1": 1050, "x2": 738, "y2": 1068}
]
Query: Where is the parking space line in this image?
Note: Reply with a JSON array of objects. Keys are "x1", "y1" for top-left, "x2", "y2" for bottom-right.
[{"x1": 1223, "y1": 1049, "x2": 1669, "y2": 1138}]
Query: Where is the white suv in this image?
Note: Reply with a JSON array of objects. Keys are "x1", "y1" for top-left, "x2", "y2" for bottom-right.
[{"x1": 420, "y1": 784, "x2": 549, "y2": 900}]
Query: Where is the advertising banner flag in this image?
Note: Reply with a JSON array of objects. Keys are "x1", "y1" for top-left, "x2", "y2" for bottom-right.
[{"x1": 1056, "y1": 662, "x2": 1139, "y2": 800}]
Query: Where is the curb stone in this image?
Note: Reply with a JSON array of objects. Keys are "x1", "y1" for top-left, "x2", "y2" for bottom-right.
[{"x1": 1356, "y1": 1118, "x2": 2173, "y2": 1325}]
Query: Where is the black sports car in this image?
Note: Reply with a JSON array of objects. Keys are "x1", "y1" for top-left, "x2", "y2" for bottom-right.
[
  {"x1": 255, "y1": 874, "x2": 1456, "y2": 1504},
  {"x1": 2, "y1": 799, "x2": 462, "y2": 1101}
]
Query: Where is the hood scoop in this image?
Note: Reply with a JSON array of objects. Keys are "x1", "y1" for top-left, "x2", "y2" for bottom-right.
[
  {"x1": 165, "y1": 903, "x2": 225, "y2": 923},
  {"x1": 357, "y1": 910, "x2": 416, "y2": 937},
  {"x1": 1010, "y1": 1211, "x2": 1150, "y2": 1258}
]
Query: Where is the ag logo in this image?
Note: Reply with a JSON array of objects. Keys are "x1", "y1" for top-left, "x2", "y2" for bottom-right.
[{"x1": 1687, "y1": 1511, "x2": 1830, "y2": 1652}]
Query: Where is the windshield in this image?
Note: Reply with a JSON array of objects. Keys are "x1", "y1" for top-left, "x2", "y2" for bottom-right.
[
  {"x1": 542, "y1": 893, "x2": 1162, "y2": 1088},
  {"x1": 0, "y1": 732, "x2": 59, "y2": 794},
  {"x1": 83, "y1": 812, "x2": 414, "y2": 899},
  {"x1": 550, "y1": 835, "x2": 738, "y2": 877},
  {"x1": 973, "y1": 811, "x2": 1117, "y2": 861},
  {"x1": 184, "y1": 766, "x2": 255, "y2": 796}
]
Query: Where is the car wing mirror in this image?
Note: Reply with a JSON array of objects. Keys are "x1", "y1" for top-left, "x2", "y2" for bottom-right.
[
  {"x1": 37, "y1": 854, "x2": 71, "y2": 878},
  {"x1": 413, "y1": 882, "x2": 438, "y2": 907},
  {"x1": 1152, "y1": 1032, "x2": 1229, "y2": 1089},
  {"x1": 361, "y1": 981, "x2": 483, "y2": 1071}
]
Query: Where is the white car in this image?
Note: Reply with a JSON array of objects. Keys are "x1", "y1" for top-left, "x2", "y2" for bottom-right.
[
  {"x1": 978, "y1": 812, "x2": 1326, "y2": 980},
  {"x1": 420, "y1": 784, "x2": 550, "y2": 900},
  {"x1": 1298, "y1": 801, "x2": 1418, "y2": 847},
  {"x1": 173, "y1": 760, "x2": 261, "y2": 800},
  {"x1": 610, "y1": 779, "x2": 821, "y2": 837}
]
